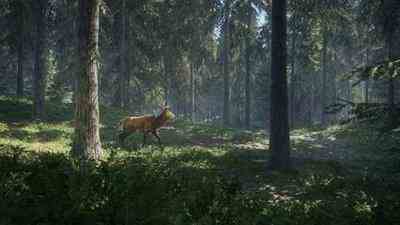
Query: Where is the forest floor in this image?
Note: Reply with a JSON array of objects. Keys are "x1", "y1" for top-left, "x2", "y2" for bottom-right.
[{"x1": 1, "y1": 96, "x2": 400, "y2": 224}]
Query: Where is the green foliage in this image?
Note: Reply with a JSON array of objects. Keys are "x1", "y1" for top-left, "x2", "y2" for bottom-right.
[
  {"x1": 0, "y1": 96, "x2": 32, "y2": 122},
  {"x1": 351, "y1": 103, "x2": 388, "y2": 121},
  {"x1": 0, "y1": 145, "x2": 254, "y2": 225},
  {"x1": 231, "y1": 130, "x2": 256, "y2": 143},
  {"x1": 2, "y1": 143, "x2": 400, "y2": 225},
  {"x1": 1, "y1": 98, "x2": 400, "y2": 225},
  {"x1": 0, "y1": 96, "x2": 73, "y2": 122}
]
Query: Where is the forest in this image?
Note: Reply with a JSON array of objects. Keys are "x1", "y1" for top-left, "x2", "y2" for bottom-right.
[{"x1": 0, "y1": 0, "x2": 400, "y2": 224}]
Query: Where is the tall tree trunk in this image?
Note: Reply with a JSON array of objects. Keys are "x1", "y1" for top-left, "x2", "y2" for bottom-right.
[
  {"x1": 310, "y1": 72, "x2": 316, "y2": 123},
  {"x1": 161, "y1": 52, "x2": 172, "y2": 105},
  {"x1": 244, "y1": 7, "x2": 251, "y2": 129},
  {"x1": 190, "y1": 63, "x2": 196, "y2": 122},
  {"x1": 364, "y1": 80, "x2": 370, "y2": 103},
  {"x1": 53, "y1": 38, "x2": 66, "y2": 103},
  {"x1": 223, "y1": 0, "x2": 231, "y2": 126},
  {"x1": 72, "y1": 0, "x2": 102, "y2": 160},
  {"x1": 125, "y1": 14, "x2": 131, "y2": 108},
  {"x1": 16, "y1": 1, "x2": 24, "y2": 97},
  {"x1": 244, "y1": 49, "x2": 251, "y2": 129},
  {"x1": 321, "y1": 27, "x2": 328, "y2": 125},
  {"x1": 365, "y1": 46, "x2": 370, "y2": 103},
  {"x1": 387, "y1": 33, "x2": 395, "y2": 123},
  {"x1": 32, "y1": 0, "x2": 47, "y2": 120},
  {"x1": 119, "y1": 0, "x2": 128, "y2": 109},
  {"x1": 332, "y1": 48, "x2": 338, "y2": 122},
  {"x1": 289, "y1": 31, "x2": 297, "y2": 128},
  {"x1": 343, "y1": 46, "x2": 353, "y2": 119},
  {"x1": 269, "y1": 0, "x2": 290, "y2": 170},
  {"x1": 383, "y1": 0, "x2": 396, "y2": 124}
]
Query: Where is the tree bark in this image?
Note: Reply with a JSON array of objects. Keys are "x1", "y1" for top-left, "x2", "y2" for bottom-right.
[
  {"x1": 321, "y1": 27, "x2": 328, "y2": 125},
  {"x1": 383, "y1": 0, "x2": 396, "y2": 124},
  {"x1": 72, "y1": 0, "x2": 102, "y2": 160},
  {"x1": 269, "y1": 0, "x2": 290, "y2": 170},
  {"x1": 119, "y1": 0, "x2": 128, "y2": 109},
  {"x1": 16, "y1": 1, "x2": 24, "y2": 97},
  {"x1": 32, "y1": 0, "x2": 47, "y2": 120},
  {"x1": 332, "y1": 47, "x2": 338, "y2": 122},
  {"x1": 365, "y1": 47, "x2": 370, "y2": 103},
  {"x1": 190, "y1": 63, "x2": 196, "y2": 122},
  {"x1": 289, "y1": 31, "x2": 297, "y2": 128},
  {"x1": 244, "y1": 6, "x2": 252, "y2": 129},
  {"x1": 310, "y1": 71, "x2": 316, "y2": 123},
  {"x1": 387, "y1": 33, "x2": 395, "y2": 123},
  {"x1": 223, "y1": 0, "x2": 231, "y2": 126}
]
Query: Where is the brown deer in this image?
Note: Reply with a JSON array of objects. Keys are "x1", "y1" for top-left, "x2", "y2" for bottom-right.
[{"x1": 118, "y1": 106, "x2": 175, "y2": 147}]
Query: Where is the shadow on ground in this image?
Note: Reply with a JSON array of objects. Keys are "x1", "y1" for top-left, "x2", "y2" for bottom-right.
[{"x1": 0, "y1": 122, "x2": 70, "y2": 143}]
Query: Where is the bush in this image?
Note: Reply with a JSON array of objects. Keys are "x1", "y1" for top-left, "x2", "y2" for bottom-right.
[
  {"x1": 0, "y1": 146, "x2": 258, "y2": 225},
  {"x1": 0, "y1": 96, "x2": 32, "y2": 122},
  {"x1": 1, "y1": 146, "x2": 398, "y2": 225},
  {"x1": 231, "y1": 131, "x2": 256, "y2": 144}
]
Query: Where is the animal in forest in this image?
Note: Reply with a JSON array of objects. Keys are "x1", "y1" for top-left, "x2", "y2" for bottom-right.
[{"x1": 118, "y1": 106, "x2": 176, "y2": 147}]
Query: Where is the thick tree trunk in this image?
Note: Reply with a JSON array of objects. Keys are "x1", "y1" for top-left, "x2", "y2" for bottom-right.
[
  {"x1": 16, "y1": 1, "x2": 24, "y2": 97},
  {"x1": 383, "y1": 0, "x2": 396, "y2": 124},
  {"x1": 269, "y1": 0, "x2": 290, "y2": 170},
  {"x1": 72, "y1": 0, "x2": 102, "y2": 160},
  {"x1": 381, "y1": 0, "x2": 395, "y2": 123},
  {"x1": 32, "y1": 0, "x2": 47, "y2": 120},
  {"x1": 223, "y1": 0, "x2": 231, "y2": 126}
]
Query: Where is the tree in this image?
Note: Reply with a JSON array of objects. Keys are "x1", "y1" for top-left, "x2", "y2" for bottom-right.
[
  {"x1": 222, "y1": 0, "x2": 232, "y2": 126},
  {"x1": 321, "y1": 25, "x2": 328, "y2": 125},
  {"x1": 32, "y1": 0, "x2": 48, "y2": 119},
  {"x1": 243, "y1": 0, "x2": 255, "y2": 129},
  {"x1": 14, "y1": 0, "x2": 25, "y2": 97},
  {"x1": 190, "y1": 62, "x2": 196, "y2": 121},
  {"x1": 119, "y1": 0, "x2": 129, "y2": 109},
  {"x1": 382, "y1": 0, "x2": 399, "y2": 124},
  {"x1": 72, "y1": 0, "x2": 102, "y2": 160},
  {"x1": 269, "y1": 0, "x2": 290, "y2": 170},
  {"x1": 288, "y1": 13, "x2": 298, "y2": 127}
]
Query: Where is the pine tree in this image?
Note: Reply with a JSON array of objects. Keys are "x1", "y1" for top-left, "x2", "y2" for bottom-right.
[{"x1": 72, "y1": 0, "x2": 102, "y2": 160}]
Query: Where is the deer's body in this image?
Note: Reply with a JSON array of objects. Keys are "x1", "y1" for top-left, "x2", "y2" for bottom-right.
[
  {"x1": 118, "y1": 107, "x2": 175, "y2": 147},
  {"x1": 120, "y1": 115, "x2": 158, "y2": 132}
]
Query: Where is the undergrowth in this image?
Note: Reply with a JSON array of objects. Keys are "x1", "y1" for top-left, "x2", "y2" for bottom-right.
[
  {"x1": 2, "y1": 144, "x2": 400, "y2": 225},
  {"x1": 1, "y1": 96, "x2": 400, "y2": 224}
]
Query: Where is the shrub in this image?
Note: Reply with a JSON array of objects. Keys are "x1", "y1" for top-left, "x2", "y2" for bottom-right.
[{"x1": 1, "y1": 146, "x2": 398, "y2": 225}]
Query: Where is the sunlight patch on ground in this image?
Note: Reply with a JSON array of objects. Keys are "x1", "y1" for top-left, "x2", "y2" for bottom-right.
[
  {"x1": 234, "y1": 141, "x2": 268, "y2": 150},
  {"x1": 0, "y1": 121, "x2": 72, "y2": 153}
]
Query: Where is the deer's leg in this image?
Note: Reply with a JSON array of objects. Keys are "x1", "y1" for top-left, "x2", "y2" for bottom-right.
[
  {"x1": 118, "y1": 131, "x2": 129, "y2": 146},
  {"x1": 142, "y1": 131, "x2": 147, "y2": 147},
  {"x1": 152, "y1": 130, "x2": 162, "y2": 147}
]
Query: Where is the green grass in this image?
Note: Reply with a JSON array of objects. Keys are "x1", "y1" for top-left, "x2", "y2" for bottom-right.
[{"x1": 1, "y1": 96, "x2": 400, "y2": 224}]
